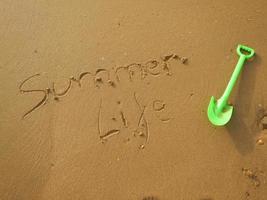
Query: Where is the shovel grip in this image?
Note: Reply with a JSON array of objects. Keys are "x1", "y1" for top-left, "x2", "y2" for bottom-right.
[{"x1": 237, "y1": 45, "x2": 255, "y2": 60}]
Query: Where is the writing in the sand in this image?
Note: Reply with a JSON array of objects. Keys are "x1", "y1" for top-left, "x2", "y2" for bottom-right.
[
  {"x1": 19, "y1": 53, "x2": 187, "y2": 119},
  {"x1": 96, "y1": 92, "x2": 170, "y2": 149},
  {"x1": 19, "y1": 53, "x2": 187, "y2": 148}
]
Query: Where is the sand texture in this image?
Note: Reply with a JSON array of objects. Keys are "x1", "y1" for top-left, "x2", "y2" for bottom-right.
[{"x1": 0, "y1": 1, "x2": 267, "y2": 200}]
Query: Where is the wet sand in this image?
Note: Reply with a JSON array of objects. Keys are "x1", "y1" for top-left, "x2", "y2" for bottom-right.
[{"x1": 0, "y1": 1, "x2": 267, "y2": 199}]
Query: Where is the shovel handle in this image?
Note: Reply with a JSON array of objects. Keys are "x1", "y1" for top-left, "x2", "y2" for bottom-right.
[
  {"x1": 217, "y1": 45, "x2": 255, "y2": 112},
  {"x1": 237, "y1": 45, "x2": 255, "y2": 60}
]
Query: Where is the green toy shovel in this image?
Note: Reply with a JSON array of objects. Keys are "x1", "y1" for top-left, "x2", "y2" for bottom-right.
[{"x1": 207, "y1": 44, "x2": 255, "y2": 126}]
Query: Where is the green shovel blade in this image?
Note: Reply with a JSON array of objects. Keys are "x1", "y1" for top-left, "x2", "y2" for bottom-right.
[{"x1": 207, "y1": 96, "x2": 233, "y2": 126}]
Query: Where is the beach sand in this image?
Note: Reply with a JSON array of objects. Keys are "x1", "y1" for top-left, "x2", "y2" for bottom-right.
[{"x1": 0, "y1": 1, "x2": 267, "y2": 199}]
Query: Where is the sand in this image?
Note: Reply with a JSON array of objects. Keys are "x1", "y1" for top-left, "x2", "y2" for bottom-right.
[{"x1": 0, "y1": 0, "x2": 267, "y2": 199}]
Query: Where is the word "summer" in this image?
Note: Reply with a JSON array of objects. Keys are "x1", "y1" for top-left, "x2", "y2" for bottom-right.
[{"x1": 19, "y1": 53, "x2": 187, "y2": 119}]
